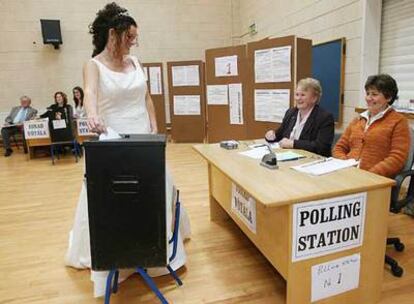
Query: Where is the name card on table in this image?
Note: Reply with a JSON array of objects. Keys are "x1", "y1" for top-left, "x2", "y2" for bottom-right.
[
  {"x1": 24, "y1": 119, "x2": 49, "y2": 139},
  {"x1": 76, "y1": 118, "x2": 95, "y2": 136},
  {"x1": 231, "y1": 183, "x2": 256, "y2": 233},
  {"x1": 311, "y1": 253, "x2": 361, "y2": 302},
  {"x1": 292, "y1": 192, "x2": 366, "y2": 262}
]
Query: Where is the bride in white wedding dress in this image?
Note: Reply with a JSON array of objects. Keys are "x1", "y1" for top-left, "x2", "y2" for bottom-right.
[{"x1": 64, "y1": 3, "x2": 190, "y2": 298}]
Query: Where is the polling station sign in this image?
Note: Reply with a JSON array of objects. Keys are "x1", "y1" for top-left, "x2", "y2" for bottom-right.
[
  {"x1": 24, "y1": 119, "x2": 50, "y2": 139},
  {"x1": 292, "y1": 192, "x2": 366, "y2": 262}
]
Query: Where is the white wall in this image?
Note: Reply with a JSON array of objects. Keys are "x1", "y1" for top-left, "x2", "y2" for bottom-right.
[
  {"x1": 234, "y1": 0, "x2": 365, "y2": 127},
  {"x1": 0, "y1": 0, "x2": 233, "y2": 120},
  {"x1": 0, "y1": 0, "x2": 381, "y2": 128}
]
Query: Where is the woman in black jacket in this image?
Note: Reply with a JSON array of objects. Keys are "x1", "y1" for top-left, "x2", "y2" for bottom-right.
[
  {"x1": 40, "y1": 91, "x2": 73, "y2": 121},
  {"x1": 265, "y1": 78, "x2": 334, "y2": 157}
]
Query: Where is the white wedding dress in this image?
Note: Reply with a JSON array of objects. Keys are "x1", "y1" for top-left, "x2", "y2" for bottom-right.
[{"x1": 65, "y1": 55, "x2": 191, "y2": 298}]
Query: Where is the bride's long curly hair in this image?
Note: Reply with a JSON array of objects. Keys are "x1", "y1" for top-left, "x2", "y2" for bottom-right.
[{"x1": 89, "y1": 2, "x2": 137, "y2": 57}]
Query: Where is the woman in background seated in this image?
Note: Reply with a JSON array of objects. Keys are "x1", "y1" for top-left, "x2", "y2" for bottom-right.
[
  {"x1": 333, "y1": 74, "x2": 410, "y2": 178},
  {"x1": 40, "y1": 91, "x2": 73, "y2": 121},
  {"x1": 265, "y1": 78, "x2": 334, "y2": 157},
  {"x1": 72, "y1": 86, "x2": 86, "y2": 118}
]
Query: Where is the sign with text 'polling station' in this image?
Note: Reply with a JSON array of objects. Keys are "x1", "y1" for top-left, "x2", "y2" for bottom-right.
[{"x1": 292, "y1": 192, "x2": 366, "y2": 262}]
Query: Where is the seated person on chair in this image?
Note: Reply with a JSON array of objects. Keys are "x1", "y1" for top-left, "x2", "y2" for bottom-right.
[
  {"x1": 40, "y1": 91, "x2": 73, "y2": 122},
  {"x1": 264, "y1": 78, "x2": 334, "y2": 157},
  {"x1": 72, "y1": 86, "x2": 86, "y2": 118},
  {"x1": 1, "y1": 95, "x2": 37, "y2": 157},
  {"x1": 333, "y1": 74, "x2": 410, "y2": 178}
]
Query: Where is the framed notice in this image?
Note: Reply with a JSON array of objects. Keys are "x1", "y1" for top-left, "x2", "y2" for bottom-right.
[{"x1": 292, "y1": 192, "x2": 366, "y2": 262}]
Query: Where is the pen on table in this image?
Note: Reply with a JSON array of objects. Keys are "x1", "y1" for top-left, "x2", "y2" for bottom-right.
[{"x1": 299, "y1": 157, "x2": 332, "y2": 168}]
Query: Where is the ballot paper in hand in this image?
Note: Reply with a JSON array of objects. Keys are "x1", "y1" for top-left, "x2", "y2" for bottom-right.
[
  {"x1": 99, "y1": 127, "x2": 122, "y2": 141},
  {"x1": 291, "y1": 158, "x2": 359, "y2": 175}
]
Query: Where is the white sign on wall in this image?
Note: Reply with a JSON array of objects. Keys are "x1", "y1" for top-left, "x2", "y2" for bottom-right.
[
  {"x1": 231, "y1": 183, "x2": 256, "y2": 233},
  {"x1": 311, "y1": 253, "x2": 361, "y2": 302},
  {"x1": 76, "y1": 118, "x2": 95, "y2": 136},
  {"x1": 292, "y1": 192, "x2": 366, "y2": 262},
  {"x1": 24, "y1": 119, "x2": 49, "y2": 139}
]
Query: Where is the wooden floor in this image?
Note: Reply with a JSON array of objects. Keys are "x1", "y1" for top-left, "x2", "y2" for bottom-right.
[{"x1": 0, "y1": 144, "x2": 413, "y2": 304}]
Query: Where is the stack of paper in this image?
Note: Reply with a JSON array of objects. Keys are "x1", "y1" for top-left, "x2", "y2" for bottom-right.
[{"x1": 291, "y1": 158, "x2": 359, "y2": 176}]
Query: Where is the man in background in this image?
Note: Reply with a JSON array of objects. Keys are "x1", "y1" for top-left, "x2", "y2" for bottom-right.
[{"x1": 1, "y1": 96, "x2": 37, "y2": 157}]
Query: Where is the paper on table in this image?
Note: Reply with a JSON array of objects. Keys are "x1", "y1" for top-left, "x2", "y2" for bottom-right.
[
  {"x1": 291, "y1": 158, "x2": 359, "y2": 175},
  {"x1": 239, "y1": 146, "x2": 269, "y2": 159},
  {"x1": 249, "y1": 142, "x2": 280, "y2": 149},
  {"x1": 239, "y1": 146, "x2": 304, "y2": 161},
  {"x1": 99, "y1": 127, "x2": 122, "y2": 141}
]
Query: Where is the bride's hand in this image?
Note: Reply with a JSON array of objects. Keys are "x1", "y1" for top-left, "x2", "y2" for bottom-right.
[{"x1": 87, "y1": 116, "x2": 106, "y2": 134}]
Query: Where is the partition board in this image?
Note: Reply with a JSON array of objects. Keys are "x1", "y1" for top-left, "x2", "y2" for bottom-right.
[
  {"x1": 312, "y1": 38, "x2": 346, "y2": 125},
  {"x1": 246, "y1": 36, "x2": 312, "y2": 139},
  {"x1": 167, "y1": 61, "x2": 206, "y2": 143},
  {"x1": 143, "y1": 62, "x2": 167, "y2": 133},
  {"x1": 205, "y1": 45, "x2": 248, "y2": 143}
]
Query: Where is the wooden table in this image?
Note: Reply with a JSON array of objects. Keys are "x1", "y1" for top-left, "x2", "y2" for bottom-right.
[
  {"x1": 193, "y1": 143, "x2": 394, "y2": 304},
  {"x1": 26, "y1": 130, "x2": 93, "y2": 159}
]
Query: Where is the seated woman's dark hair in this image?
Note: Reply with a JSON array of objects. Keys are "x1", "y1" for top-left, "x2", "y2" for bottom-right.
[
  {"x1": 73, "y1": 86, "x2": 84, "y2": 107},
  {"x1": 54, "y1": 91, "x2": 68, "y2": 106},
  {"x1": 364, "y1": 74, "x2": 399, "y2": 105},
  {"x1": 89, "y1": 2, "x2": 137, "y2": 57}
]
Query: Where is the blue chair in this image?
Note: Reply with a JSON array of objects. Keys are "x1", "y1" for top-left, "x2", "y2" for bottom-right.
[{"x1": 104, "y1": 190, "x2": 183, "y2": 304}]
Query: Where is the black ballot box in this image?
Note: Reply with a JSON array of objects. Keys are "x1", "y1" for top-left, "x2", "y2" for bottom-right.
[{"x1": 83, "y1": 134, "x2": 167, "y2": 271}]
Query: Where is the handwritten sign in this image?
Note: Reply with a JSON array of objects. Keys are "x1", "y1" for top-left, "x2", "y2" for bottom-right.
[
  {"x1": 311, "y1": 253, "x2": 361, "y2": 302},
  {"x1": 24, "y1": 119, "x2": 49, "y2": 139},
  {"x1": 231, "y1": 183, "x2": 256, "y2": 233},
  {"x1": 76, "y1": 118, "x2": 95, "y2": 136},
  {"x1": 292, "y1": 192, "x2": 366, "y2": 262}
]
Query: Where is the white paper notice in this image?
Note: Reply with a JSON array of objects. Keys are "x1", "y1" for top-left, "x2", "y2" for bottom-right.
[
  {"x1": 172, "y1": 65, "x2": 200, "y2": 86},
  {"x1": 173, "y1": 95, "x2": 201, "y2": 115},
  {"x1": 231, "y1": 183, "x2": 256, "y2": 233},
  {"x1": 149, "y1": 66, "x2": 162, "y2": 95},
  {"x1": 311, "y1": 253, "x2": 361, "y2": 302},
  {"x1": 207, "y1": 85, "x2": 228, "y2": 105},
  {"x1": 24, "y1": 119, "x2": 49, "y2": 139},
  {"x1": 229, "y1": 83, "x2": 243, "y2": 124},
  {"x1": 292, "y1": 192, "x2": 366, "y2": 262},
  {"x1": 215, "y1": 55, "x2": 238, "y2": 77},
  {"x1": 254, "y1": 46, "x2": 291, "y2": 83},
  {"x1": 254, "y1": 89, "x2": 290, "y2": 123},
  {"x1": 143, "y1": 66, "x2": 149, "y2": 81}
]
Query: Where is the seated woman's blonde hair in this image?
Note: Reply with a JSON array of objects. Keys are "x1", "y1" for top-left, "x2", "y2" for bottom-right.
[{"x1": 297, "y1": 78, "x2": 322, "y2": 102}]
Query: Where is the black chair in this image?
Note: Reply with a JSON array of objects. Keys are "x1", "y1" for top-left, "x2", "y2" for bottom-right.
[
  {"x1": 49, "y1": 116, "x2": 80, "y2": 164},
  {"x1": 385, "y1": 130, "x2": 414, "y2": 277}
]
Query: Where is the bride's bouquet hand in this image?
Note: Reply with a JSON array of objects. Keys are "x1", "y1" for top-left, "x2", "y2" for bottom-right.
[{"x1": 87, "y1": 116, "x2": 106, "y2": 134}]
